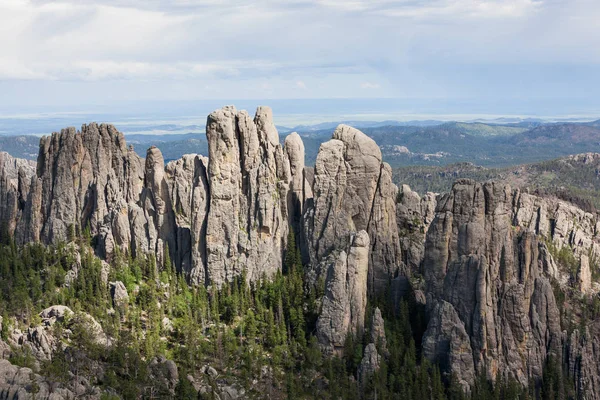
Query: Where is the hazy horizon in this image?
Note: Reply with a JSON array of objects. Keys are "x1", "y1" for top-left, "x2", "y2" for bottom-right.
[{"x1": 1, "y1": 97, "x2": 599, "y2": 138}]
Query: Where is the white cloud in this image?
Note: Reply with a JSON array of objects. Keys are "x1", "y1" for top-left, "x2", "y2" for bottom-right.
[
  {"x1": 360, "y1": 82, "x2": 381, "y2": 89},
  {"x1": 312, "y1": 0, "x2": 542, "y2": 19},
  {"x1": 369, "y1": 0, "x2": 543, "y2": 19},
  {"x1": 0, "y1": 0, "x2": 599, "y2": 107}
]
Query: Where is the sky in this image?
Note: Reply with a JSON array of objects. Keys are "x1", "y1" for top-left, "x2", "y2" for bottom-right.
[{"x1": 0, "y1": 0, "x2": 599, "y2": 118}]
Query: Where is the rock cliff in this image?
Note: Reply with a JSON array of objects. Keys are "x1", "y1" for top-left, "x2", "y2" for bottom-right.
[
  {"x1": 316, "y1": 230, "x2": 370, "y2": 354},
  {"x1": 421, "y1": 179, "x2": 600, "y2": 391},
  {"x1": 3, "y1": 106, "x2": 600, "y2": 397},
  {"x1": 204, "y1": 106, "x2": 291, "y2": 284},
  {"x1": 304, "y1": 124, "x2": 402, "y2": 294},
  {"x1": 0, "y1": 152, "x2": 35, "y2": 237},
  {"x1": 1, "y1": 107, "x2": 297, "y2": 287}
]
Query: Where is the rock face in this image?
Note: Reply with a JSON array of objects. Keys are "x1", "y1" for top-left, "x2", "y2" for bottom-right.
[
  {"x1": 316, "y1": 230, "x2": 369, "y2": 354},
  {"x1": 164, "y1": 154, "x2": 210, "y2": 283},
  {"x1": 305, "y1": 124, "x2": 402, "y2": 294},
  {"x1": 110, "y1": 281, "x2": 129, "y2": 309},
  {"x1": 514, "y1": 190, "x2": 600, "y2": 256},
  {"x1": 422, "y1": 180, "x2": 563, "y2": 388},
  {"x1": 204, "y1": 106, "x2": 290, "y2": 285},
  {"x1": 358, "y1": 343, "x2": 381, "y2": 388},
  {"x1": 0, "y1": 359, "x2": 99, "y2": 400},
  {"x1": 0, "y1": 107, "x2": 297, "y2": 288},
  {"x1": 40, "y1": 305, "x2": 73, "y2": 323},
  {"x1": 0, "y1": 152, "x2": 35, "y2": 237},
  {"x1": 6, "y1": 105, "x2": 600, "y2": 397},
  {"x1": 149, "y1": 355, "x2": 179, "y2": 396},
  {"x1": 422, "y1": 301, "x2": 475, "y2": 391},
  {"x1": 370, "y1": 307, "x2": 387, "y2": 356},
  {"x1": 396, "y1": 184, "x2": 437, "y2": 274},
  {"x1": 284, "y1": 132, "x2": 308, "y2": 230},
  {"x1": 31, "y1": 124, "x2": 144, "y2": 246},
  {"x1": 565, "y1": 326, "x2": 600, "y2": 398}
]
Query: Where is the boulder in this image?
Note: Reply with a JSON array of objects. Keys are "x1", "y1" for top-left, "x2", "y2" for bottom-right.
[{"x1": 109, "y1": 281, "x2": 129, "y2": 309}]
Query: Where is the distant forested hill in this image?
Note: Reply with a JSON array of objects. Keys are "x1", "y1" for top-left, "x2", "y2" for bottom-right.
[
  {"x1": 4, "y1": 120, "x2": 600, "y2": 170},
  {"x1": 393, "y1": 152, "x2": 600, "y2": 212}
]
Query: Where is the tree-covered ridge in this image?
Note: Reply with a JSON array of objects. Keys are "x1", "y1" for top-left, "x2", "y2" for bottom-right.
[
  {"x1": 393, "y1": 153, "x2": 600, "y2": 212},
  {"x1": 0, "y1": 229, "x2": 577, "y2": 399}
]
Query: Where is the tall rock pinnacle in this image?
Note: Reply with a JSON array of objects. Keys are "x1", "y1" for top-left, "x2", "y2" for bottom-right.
[
  {"x1": 305, "y1": 124, "x2": 402, "y2": 294},
  {"x1": 204, "y1": 106, "x2": 291, "y2": 285}
]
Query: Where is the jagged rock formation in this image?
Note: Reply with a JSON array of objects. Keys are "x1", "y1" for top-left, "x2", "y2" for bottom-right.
[
  {"x1": 204, "y1": 106, "x2": 291, "y2": 284},
  {"x1": 4, "y1": 106, "x2": 600, "y2": 397},
  {"x1": 514, "y1": 190, "x2": 600, "y2": 258},
  {"x1": 0, "y1": 303, "x2": 176, "y2": 399},
  {"x1": 0, "y1": 152, "x2": 35, "y2": 236},
  {"x1": 110, "y1": 281, "x2": 129, "y2": 310},
  {"x1": 316, "y1": 230, "x2": 369, "y2": 354},
  {"x1": 305, "y1": 124, "x2": 402, "y2": 294},
  {"x1": 565, "y1": 326, "x2": 600, "y2": 398},
  {"x1": 29, "y1": 124, "x2": 144, "y2": 246},
  {"x1": 370, "y1": 307, "x2": 388, "y2": 356},
  {"x1": 164, "y1": 154, "x2": 210, "y2": 284},
  {"x1": 0, "y1": 110, "x2": 405, "y2": 297},
  {"x1": 0, "y1": 358, "x2": 100, "y2": 400},
  {"x1": 422, "y1": 180, "x2": 564, "y2": 388},
  {"x1": 284, "y1": 132, "x2": 308, "y2": 229},
  {"x1": 5, "y1": 306, "x2": 109, "y2": 363},
  {"x1": 396, "y1": 184, "x2": 437, "y2": 274},
  {"x1": 358, "y1": 343, "x2": 381, "y2": 388},
  {"x1": 0, "y1": 107, "x2": 297, "y2": 287}
]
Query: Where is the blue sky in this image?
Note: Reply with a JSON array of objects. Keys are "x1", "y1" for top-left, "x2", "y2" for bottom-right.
[{"x1": 0, "y1": 0, "x2": 598, "y2": 117}]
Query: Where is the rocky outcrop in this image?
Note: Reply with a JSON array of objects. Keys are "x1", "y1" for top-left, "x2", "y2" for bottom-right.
[
  {"x1": 358, "y1": 308, "x2": 388, "y2": 388},
  {"x1": 149, "y1": 355, "x2": 179, "y2": 396},
  {"x1": 514, "y1": 189, "x2": 600, "y2": 276},
  {"x1": 6, "y1": 106, "x2": 600, "y2": 397},
  {"x1": 204, "y1": 106, "x2": 291, "y2": 285},
  {"x1": 110, "y1": 281, "x2": 129, "y2": 309},
  {"x1": 422, "y1": 180, "x2": 563, "y2": 388},
  {"x1": 305, "y1": 124, "x2": 402, "y2": 294},
  {"x1": 370, "y1": 307, "x2": 387, "y2": 356},
  {"x1": 164, "y1": 154, "x2": 210, "y2": 283},
  {"x1": 1, "y1": 107, "x2": 300, "y2": 288},
  {"x1": 422, "y1": 301, "x2": 475, "y2": 391},
  {"x1": 0, "y1": 108, "x2": 401, "y2": 298},
  {"x1": 565, "y1": 326, "x2": 600, "y2": 398},
  {"x1": 0, "y1": 359, "x2": 100, "y2": 400},
  {"x1": 32, "y1": 124, "x2": 144, "y2": 246},
  {"x1": 316, "y1": 230, "x2": 369, "y2": 354},
  {"x1": 284, "y1": 132, "x2": 308, "y2": 229},
  {"x1": 40, "y1": 305, "x2": 73, "y2": 323},
  {"x1": 0, "y1": 152, "x2": 35, "y2": 237},
  {"x1": 358, "y1": 343, "x2": 380, "y2": 388},
  {"x1": 396, "y1": 184, "x2": 437, "y2": 274}
]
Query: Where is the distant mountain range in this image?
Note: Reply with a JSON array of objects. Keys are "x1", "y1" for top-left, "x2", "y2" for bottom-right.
[{"x1": 2, "y1": 118, "x2": 600, "y2": 169}]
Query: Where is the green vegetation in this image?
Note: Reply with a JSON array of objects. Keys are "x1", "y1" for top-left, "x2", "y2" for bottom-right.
[
  {"x1": 394, "y1": 154, "x2": 600, "y2": 212},
  {"x1": 0, "y1": 229, "x2": 579, "y2": 398}
]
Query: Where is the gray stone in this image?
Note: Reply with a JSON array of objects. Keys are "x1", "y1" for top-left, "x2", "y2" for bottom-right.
[
  {"x1": 422, "y1": 180, "x2": 563, "y2": 389},
  {"x1": 109, "y1": 281, "x2": 129, "y2": 309},
  {"x1": 305, "y1": 124, "x2": 401, "y2": 295},
  {"x1": 358, "y1": 343, "x2": 380, "y2": 388},
  {"x1": 370, "y1": 307, "x2": 387, "y2": 356},
  {"x1": 205, "y1": 106, "x2": 290, "y2": 285},
  {"x1": 316, "y1": 231, "x2": 369, "y2": 353}
]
